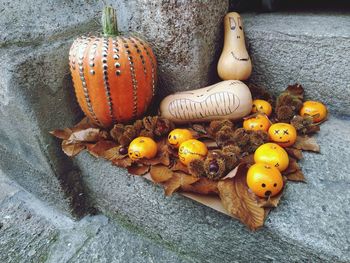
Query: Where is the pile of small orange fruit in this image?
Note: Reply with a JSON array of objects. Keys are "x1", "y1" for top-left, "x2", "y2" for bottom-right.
[{"x1": 245, "y1": 99, "x2": 327, "y2": 197}]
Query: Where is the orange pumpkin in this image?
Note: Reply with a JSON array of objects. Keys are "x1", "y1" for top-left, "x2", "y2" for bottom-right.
[{"x1": 69, "y1": 7, "x2": 157, "y2": 128}]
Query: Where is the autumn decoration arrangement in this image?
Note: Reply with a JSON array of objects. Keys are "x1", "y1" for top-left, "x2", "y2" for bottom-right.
[{"x1": 51, "y1": 8, "x2": 328, "y2": 230}]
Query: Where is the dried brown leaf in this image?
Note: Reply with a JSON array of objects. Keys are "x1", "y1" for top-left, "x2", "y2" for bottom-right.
[
  {"x1": 150, "y1": 165, "x2": 174, "y2": 183},
  {"x1": 171, "y1": 160, "x2": 190, "y2": 174},
  {"x1": 294, "y1": 136, "x2": 320, "y2": 152},
  {"x1": 181, "y1": 178, "x2": 219, "y2": 195},
  {"x1": 258, "y1": 191, "x2": 283, "y2": 208},
  {"x1": 112, "y1": 158, "x2": 133, "y2": 168},
  {"x1": 102, "y1": 146, "x2": 132, "y2": 167},
  {"x1": 49, "y1": 128, "x2": 72, "y2": 140},
  {"x1": 86, "y1": 140, "x2": 117, "y2": 158},
  {"x1": 163, "y1": 172, "x2": 199, "y2": 196},
  {"x1": 286, "y1": 170, "x2": 306, "y2": 182},
  {"x1": 103, "y1": 146, "x2": 127, "y2": 160},
  {"x1": 283, "y1": 158, "x2": 300, "y2": 175},
  {"x1": 218, "y1": 165, "x2": 266, "y2": 230},
  {"x1": 68, "y1": 128, "x2": 107, "y2": 143},
  {"x1": 128, "y1": 165, "x2": 150, "y2": 176},
  {"x1": 222, "y1": 163, "x2": 246, "y2": 180},
  {"x1": 61, "y1": 140, "x2": 86, "y2": 157},
  {"x1": 285, "y1": 147, "x2": 303, "y2": 160}
]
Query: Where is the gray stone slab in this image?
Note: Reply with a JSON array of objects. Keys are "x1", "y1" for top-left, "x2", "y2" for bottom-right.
[
  {"x1": 115, "y1": 0, "x2": 228, "y2": 98},
  {"x1": 74, "y1": 116, "x2": 350, "y2": 262},
  {"x1": 0, "y1": 0, "x2": 227, "y2": 216},
  {"x1": 0, "y1": 191, "x2": 59, "y2": 263},
  {"x1": 242, "y1": 13, "x2": 350, "y2": 116},
  {"x1": 0, "y1": 171, "x2": 191, "y2": 263}
]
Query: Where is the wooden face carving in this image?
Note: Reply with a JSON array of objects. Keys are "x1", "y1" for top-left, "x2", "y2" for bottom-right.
[
  {"x1": 300, "y1": 101, "x2": 327, "y2": 123},
  {"x1": 128, "y1": 137, "x2": 157, "y2": 160},
  {"x1": 247, "y1": 163, "x2": 283, "y2": 198},
  {"x1": 254, "y1": 143, "x2": 289, "y2": 172},
  {"x1": 160, "y1": 80, "x2": 252, "y2": 124},
  {"x1": 168, "y1": 129, "x2": 193, "y2": 148},
  {"x1": 268, "y1": 123, "x2": 297, "y2": 147},
  {"x1": 243, "y1": 114, "x2": 271, "y2": 131},
  {"x1": 178, "y1": 139, "x2": 208, "y2": 166}
]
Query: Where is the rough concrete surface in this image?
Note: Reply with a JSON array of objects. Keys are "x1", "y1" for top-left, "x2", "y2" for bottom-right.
[
  {"x1": 0, "y1": 171, "x2": 191, "y2": 263},
  {"x1": 116, "y1": 0, "x2": 228, "y2": 98},
  {"x1": 0, "y1": 0, "x2": 228, "y2": 216},
  {"x1": 75, "y1": 116, "x2": 350, "y2": 262},
  {"x1": 243, "y1": 13, "x2": 350, "y2": 116}
]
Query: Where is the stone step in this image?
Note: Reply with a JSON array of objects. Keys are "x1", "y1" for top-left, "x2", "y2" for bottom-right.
[
  {"x1": 243, "y1": 12, "x2": 350, "y2": 116},
  {"x1": 0, "y1": 171, "x2": 191, "y2": 263},
  {"x1": 74, "y1": 115, "x2": 350, "y2": 262},
  {"x1": 0, "y1": 0, "x2": 227, "y2": 216}
]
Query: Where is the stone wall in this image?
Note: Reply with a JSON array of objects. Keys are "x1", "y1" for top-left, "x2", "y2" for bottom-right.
[{"x1": 0, "y1": 0, "x2": 228, "y2": 216}]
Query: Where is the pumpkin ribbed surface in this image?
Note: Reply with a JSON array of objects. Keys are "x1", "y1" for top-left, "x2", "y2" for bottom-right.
[{"x1": 69, "y1": 35, "x2": 157, "y2": 128}]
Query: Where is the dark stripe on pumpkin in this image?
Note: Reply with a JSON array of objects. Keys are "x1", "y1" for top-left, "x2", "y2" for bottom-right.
[
  {"x1": 132, "y1": 37, "x2": 156, "y2": 97},
  {"x1": 101, "y1": 37, "x2": 116, "y2": 124},
  {"x1": 122, "y1": 37, "x2": 138, "y2": 119},
  {"x1": 77, "y1": 38, "x2": 101, "y2": 126}
]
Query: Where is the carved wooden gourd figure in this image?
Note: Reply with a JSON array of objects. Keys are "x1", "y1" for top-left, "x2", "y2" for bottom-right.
[
  {"x1": 69, "y1": 7, "x2": 157, "y2": 128},
  {"x1": 217, "y1": 12, "x2": 252, "y2": 80}
]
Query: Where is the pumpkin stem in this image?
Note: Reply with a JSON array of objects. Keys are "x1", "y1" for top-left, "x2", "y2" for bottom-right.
[{"x1": 102, "y1": 6, "x2": 119, "y2": 37}]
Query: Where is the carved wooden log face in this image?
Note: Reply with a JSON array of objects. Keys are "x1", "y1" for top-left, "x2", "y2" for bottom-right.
[
  {"x1": 69, "y1": 36, "x2": 157, "y2": 128},
  {"x1": 160, "y1": 80, "x2": 252, "y2": 123}
]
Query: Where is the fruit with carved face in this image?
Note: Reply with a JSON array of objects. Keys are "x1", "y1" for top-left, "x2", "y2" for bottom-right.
[
  {"x1": 268, "y1": 123, "x2": 297, "y2": 147},
  {"x1": 251, "y1": 99, "x2": 272, "y2": 116},
  {"x1": 300, "y1": 101, "x2": 327, "y2": 123},
  {"x1": 243, "y1": 113, "x2": 271, "y2": 132},
  {"x1": 178, "y1": 139, "x2": 208, "y2": 166},
  {"x1": 254, "y1": 143, "x2": 289, "y2": 172},
  {"x1": 247, "y1": 163, "x2": 283, "y2": 197},
  {"x1": 128, "y1": 137, "x2": 157, "y2": 161},
  {"x1": 168, "y1": 129, "x2": 193, "y2": 148}
]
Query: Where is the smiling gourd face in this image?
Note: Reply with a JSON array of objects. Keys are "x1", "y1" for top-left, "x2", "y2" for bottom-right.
[
  {"x1": 168, "y1": 129, "x2": 193, "y2": 148},
  {"x1": 268, "y1": 123, "x2": 297, "y2": 147},
  {"x1": 217, "y1": 12, "x2": 252, "y2": 80},
  {"x1": 243, "y1": 113, "x2": 271, "y2": 132},
  {"x1": 128, "y1": 137, "x2": 158, "y2": 161},
  {"x1": 247, "y1": 163, "x2": 283, "y2": 198},
  {"x1": 300, "y1": 101, "x2": 327, "y2": 123}
]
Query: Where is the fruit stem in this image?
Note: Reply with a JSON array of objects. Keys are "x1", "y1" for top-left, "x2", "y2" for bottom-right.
[{"x1": 102, "y1": 6, "x2": 119, "y2": 37}]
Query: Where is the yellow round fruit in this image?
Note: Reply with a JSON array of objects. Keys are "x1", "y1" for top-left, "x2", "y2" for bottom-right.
[
  {"x1": 252, "y1": 99, "x2": 272, "y2": 116},
  {"x1": 243, "y1": 113, "x2": 271, "y2": 132},
  {"x1": 247, "y1": 163, "x2": 283, "y2": 197},
  {"x1": 168, "y1": 129, "x2": 193, "y2": 148},
  {"x1": 268, "y1": 123, "x2": 297, "y2": 147},
  {"x1": 254, "y1": 143, "x2": 289, "y2": 172},
  {"x1": 128, "y1": 137, "x2": 158, "y2": 160},
  {"x1": 300, "y1": 100, "x2": 327, "y2": 123},
  {"x1": 178, "y1": 139, "x2": 208, "y2": 166}
]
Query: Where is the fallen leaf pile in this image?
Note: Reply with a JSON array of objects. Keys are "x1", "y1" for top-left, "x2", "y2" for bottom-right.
[{"x1": 51, "y1": 84, "x2": 325, "y2": 230}]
